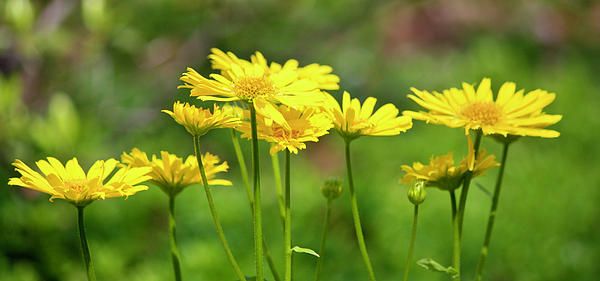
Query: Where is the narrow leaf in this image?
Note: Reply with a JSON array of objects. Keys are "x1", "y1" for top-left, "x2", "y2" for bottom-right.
[
  {"x1": 291, "y1": 246, "x2": 320, "y2": 257},
  {"x1": 416, "y1": 258, "x2": 458, "y2": 278}
]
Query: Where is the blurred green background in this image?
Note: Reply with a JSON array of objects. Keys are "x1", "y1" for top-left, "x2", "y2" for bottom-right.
[{"x1": 1, "y1": 0, "x2": 598, "y2": 280}]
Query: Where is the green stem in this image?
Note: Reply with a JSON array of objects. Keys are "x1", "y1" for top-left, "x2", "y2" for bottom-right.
[
  {"x1": 450, "y1": 191, "x2": 460, "y2": 278},
  {"x1": 284, "y1": 151, "x2": 292, "y2": 281},
  {"x1": 77, "y1": 206, "x2": 96, "y2": 281},
  {"x1": 193, "y1": 136, "x2": 247, "y2": 281},
  {"x1": 230, "y1": 129, "x2": 282, "y2": 281},
  {"x1": 402, "y1": 205, "x2": 420, "y2": 281},
  {"x1": 474, "y1": 143, "x2": 510, "y2": 281},
  {"x1": 168, "y1": 196, "x2": 183, "y2": 281},
  {"x1": 344, "y1": 140, "x2": 377, "y2": 281},
  {"x1": 271, "y1": 152, "x2": 286, "y2": 228},
  {"x1": 230, "y1": 129, "x2": 253, "y2": 205},
  {"x1": 250, "y1": 105, "x2": 265, "y2": 281},
  {"x1": 455, "y1": 131, "x2": 483, "y2": 280},
  {"x1": 313, "y1": 200, "x2": 332, "y2": 281}
]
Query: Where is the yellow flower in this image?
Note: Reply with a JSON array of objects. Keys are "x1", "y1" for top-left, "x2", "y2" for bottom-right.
[
  {"x1": 8, "y1": 157, "x2": 151, "y2": 206},
  {"x1": 162, "y1": 101, "x2": 241, "y2": 136},
  {"x1": 209, "y1": 48, "x2": 340, "y2": 90},
  {"x1": 324, "y1": 91, "x2": 413, "y2": 140},
  {"x1": 236, "y1": 105, "x2": 333, "y2": 155},
  {"x1": 401, "y1": 150, "x2": 499, "y2": 191},
  {"x1": 179, "y1": 49, "x2": 332, "y2": 128},
  {"x1": 121, "y1": 148, "x2": 232, "y2": 196},
  {"x1": 404, "y1": 78, "x2": 562, "y2": 138}
]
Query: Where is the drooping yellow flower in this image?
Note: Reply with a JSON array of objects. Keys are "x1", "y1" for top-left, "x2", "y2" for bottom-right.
[
  {"x1": 179, "y1": 49, "x2": 333, "y2": 128},
  {"x1": 324, "y1": 91, "x2": 413, "y2": 140},
  {"x1": 401, "y1": 150, "x2": 499, "y2": 191},
  {"x1": 236, "y1": 105, "x2": 333, "y2": 154},
  {"x1": 8, "y1": 157, "x2": 151, "y2": 206},
  {"x1": 121, "y1": 148, "x2": 232, "y2": 196},
  {"x1": 404, "y1": 78, "x2": 562, "y2": 138},
  {"x1": 162, "y1": 101, "x2": 241, "y2": 136}
]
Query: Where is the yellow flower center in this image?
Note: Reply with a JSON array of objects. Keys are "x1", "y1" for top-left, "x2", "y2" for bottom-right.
[
  {"x1": 272, "y1": 127, "x2": 302, "y2": 139},
  {"x1": 461, "y1": 102, "x2": 501, "y2": 125},
  {"x1": 64, "y1": 180, "x2": 88, "y2": 193},
  {"x1": 234, "y1": 76, "x2": 275, "y2": 100}
]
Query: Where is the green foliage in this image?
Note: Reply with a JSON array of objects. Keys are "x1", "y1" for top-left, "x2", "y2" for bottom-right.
[{"x1": 1, "y1": 1, "x2": 599, "y2": 281}]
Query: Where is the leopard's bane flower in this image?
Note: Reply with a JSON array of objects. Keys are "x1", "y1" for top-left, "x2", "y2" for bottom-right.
[
  {"x1": 179, "y1": 49, "x2": 332, "y2": 129},
  {"x1": 237, "y1": 105, "x2": 333, "y2": 155},
  {"x1": 121, "y1": 148, "x2": 232, "y2": 196},
  {"x1": 404, "y1": 78, "x2": 562, "y2": 138},
  {"x1": 8, "y1": 157, "x2": 151, "y2": 206},
  {"x1": 401, "y1": 151, "x2": 499, "y2": 191},
  {"x1": 162, "y1": 101, "x2": 241, "y2": 137},
  {"x1": 209, "y1": 48, "x2": 340, "y2": 91},
  {"x1": 325, "y1": 91, "x2": 412, "y2": 140}
]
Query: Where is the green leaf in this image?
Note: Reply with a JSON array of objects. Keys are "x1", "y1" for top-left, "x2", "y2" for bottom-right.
[
  {"x1": 416, "y1": 258, "x2": 458, "y2": 278},
  {"x1": 291, "y1": 246, "x2": 320, "y2": 257}
]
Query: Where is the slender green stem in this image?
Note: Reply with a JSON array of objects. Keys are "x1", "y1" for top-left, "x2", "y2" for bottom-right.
[
  {"x1": 455, "y1": 131, "x2": 483, "y2": 280},
  {"x1": 193, "y1": 136, "x2": 247, "y2": 281},
  {"x1": 475, "y1": 143, "x2": 510, "y2": 281},
  {"x1": 231, "y1": 129, "x2": 253, "y2": 205},
  {"x1": 284, "y1": 151, "x2": 292, "y2": 281},
  {"x1": 77, "y1": 206, "x2": 96, "y2": 281},
  {"x1": 344, "y1": 140, "x2": 377, "y2": 281},
  {"x1": 271, "y1": 152, "x2": 286, "y2": 228},
  {"x1": 450, "y1": 191, "x2": 460, "y2": 278},
  {"x1": 402, "y1": 205, "x2": 420, "y2": 281},
  {"x1": 168, "y1": 196, "x2": 183, "y2": 281},
  {"x1": 230, "y1": 129, "x2": 282, "y2": 281},
  {"x1": 250, "y1": 105, "x2": 265, "y2": 281},
  {"x1": 313, "y1": 200, "x2": 332, "y2": 281}
]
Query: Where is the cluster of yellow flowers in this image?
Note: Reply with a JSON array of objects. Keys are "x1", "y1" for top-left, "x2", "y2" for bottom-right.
[{"x1": 6, "y1": 47, "x2": 561, "y2": 281}]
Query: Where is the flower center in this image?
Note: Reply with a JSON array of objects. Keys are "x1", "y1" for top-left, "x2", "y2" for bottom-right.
[
  {"x1": 234, "y1": 76, "x2": 275, "y2": 100},
  {"x1": 461, "y1": 102, "x2": 501, "y2": 125}
]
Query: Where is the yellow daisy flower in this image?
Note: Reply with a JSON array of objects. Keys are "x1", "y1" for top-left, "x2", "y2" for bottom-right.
[
  {"x1": 179, "y1": 49, "x2": 330, "y2": 128},
  {"x1": 324, "y1": 91, "x2": 413, "y2": 140},
  {"x1": 404, "y1": 78, "x2": 562, "y2": 138},
  {"x1": 8, "y1": 157, "x2": 151, "y2": 206},
  {"x1": 236, "y1": 105, "x2": 333, "y2": 155},
  {"x1": 121, "y1": 148, "x2": 232, "y2": 196},
  {"x1": 162, "y1": 101, "x2": 241, "y2": 136},
  {"x1": 401, "y1": 150, "x2": 499, "y2": 191},
  {"x1": 208, "y1": 48, "x2": 340, "y2": 91}
]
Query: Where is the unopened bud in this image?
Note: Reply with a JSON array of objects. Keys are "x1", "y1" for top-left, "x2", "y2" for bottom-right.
[
  {"x1": 407, "y1": 181, "x2": 426, "y2": 205},
  {"x1": 321, "y1": 178, "x2": 343, "y2": 200}
]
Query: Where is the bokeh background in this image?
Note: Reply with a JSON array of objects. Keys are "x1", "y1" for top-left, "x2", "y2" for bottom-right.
[{"x1": 1, "y1": 0, "x2": 599, "y2": 280}]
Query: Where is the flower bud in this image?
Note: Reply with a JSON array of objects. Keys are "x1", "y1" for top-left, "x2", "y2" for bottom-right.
[
  {"x1": 407, "y1": 181, "x2": 426, "y2": 205},
  {"x1": 321, "y1": 178, "x2": 343, "y2": 201}
]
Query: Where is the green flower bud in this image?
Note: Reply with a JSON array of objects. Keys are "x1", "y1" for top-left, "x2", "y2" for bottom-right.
[
  {"x1": 321, "y1": 178, "x2": 343, "y2": 201},
  {"x1": 407, "y1": 181, "x2": 426, "y2": 205}
]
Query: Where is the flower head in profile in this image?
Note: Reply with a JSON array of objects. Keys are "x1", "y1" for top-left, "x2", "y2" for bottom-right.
[
  {"x1": 401, "y1": 150, "x2": 499, "y2": 191},
  {"x1": 324, "y1": 91, "x2": 413, "y2": 140},
  {"x1": 121, "y1": 148, "x2": 232, "y2": 196},
  {"x1": 404, "y1": 78, "x2": 562, "y2": 138},
  {"x1": 162, "y1": 101, "x2": 241, "y2": 136},
  {"x1": 237, "y1": 105, "x2": 333, "y2": 154},
  {"x1": 8, "y1": 157, "x2": 151, "y2": 206},
  {"x1": 179, "y1": 48, "x2": 335, "y2": 128}
]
